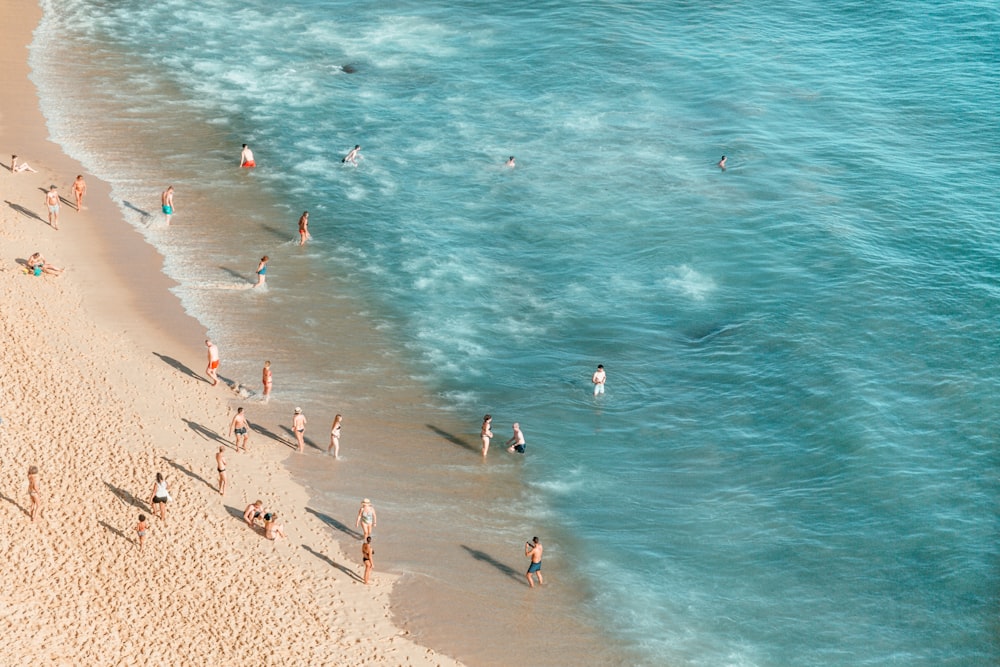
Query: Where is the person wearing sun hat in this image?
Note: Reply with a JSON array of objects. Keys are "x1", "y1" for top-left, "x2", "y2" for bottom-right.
[
  {"x1": 292, "y1": 407, "x2": 307, "y2": 452},
  {"x1": 356, "y1": 498, "x2": 377, "y2": 540}
]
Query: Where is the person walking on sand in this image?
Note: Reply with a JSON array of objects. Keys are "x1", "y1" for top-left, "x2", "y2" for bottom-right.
[
  {"x1": 362, "y1": 536, "x2": 375, "y2": 584},
  {"x1": 45, "y1": 185, "x2": 60, "y2": 230},
  {"x1": 216, "y1": 446, "x2": 228, "y2": 495},
  {"x1": 135, "y1": 514, "x2": 149, "y2": 550},
  {"x1": 230, "y1": 406, "x2": 250, "y2": 452},
  {"x1": 28, "y1": 466, "x2": 41, "y2": 522},
  {"x1": 261, "y1": 360, "x2": 273, "y2": 400},
  {"x1": 161, "y1": 185, "x2": 174, "y2": 225},
  {"x1": 72, "y1": 174, "x2": 87, "y2": 211},
  {"x1": 481, "y1": 414, "x2": 493, "y2": 457},
  {"x1": 205, "y1": 339, "x2": 220, "y2": 386},
  {"x1": 592, "y1": 364, "x2": 606, "y2": 396},
  {"x1": 254, "y1": 255, "x2": 268, "y2": 287},
  {"x1": 506, "y1": 422, "x2": 526, "y2": 454},
  {"x1": 292, "y1": 407, "x2": 307, "y2": 452},
  {"x1": 244, "y1": 499, "x2": 264, "y2": 528},
  {"x1": 298, "y1": 211, "x2": 309, "y2": 246},
  {"x1": 356, "y1": 498, "x2": 376, "y2": 539},
  {"x1": 329, "y1": 414, "x2": 343, "y2": 458},
  {"x1": 240, "y1": 144, "x2": 256, "y2": 168},
  {"x1": 11, "y1": 155, "x2": 38, "y2": 173},
  {"x1": 342, "y1": 145, "x2": 361, "y2": 165},
  {"x1": 524, "y1": 536, "x2": 544, "y2": 588},
  {"x1": 149, "y1": 472, "x2": 171, "y2": 521}
]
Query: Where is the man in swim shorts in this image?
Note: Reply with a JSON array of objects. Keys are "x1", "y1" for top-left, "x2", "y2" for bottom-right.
[
  {"x1": 506, "y1": 422, "x2": 526, "y2": 454},
  {"x1": 161, "y1": 185, "x2": 174, "y2": 224},
  {"x1": 524, "y1": 536, "x2": 543, "y2": 588},
  {"x1": 592, "y1": 364, "x2": 606, "y2": 396},
  {"x1": 342, "y1": 144, "x2": 361, "y2": 165},
  {"x1": 240, "y1": 144, "x2": 256, "y2": 168},
  {"x1": 205, "y1": 339, "x2": 220, "y2": 386},
  {"x1": 45, "y1": 185, "x2": 60, "y2": 230},
  {"x1": 244, "y1": 500, "x2": 264, "y2": 527},
  {"x1": 229, "y1": 406, "x2": 249, "y2": 452}
]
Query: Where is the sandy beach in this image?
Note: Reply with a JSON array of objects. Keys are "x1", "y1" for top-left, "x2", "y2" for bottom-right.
[{"x1": 0, "y1": 1, "x2": 464, "y2": 664}]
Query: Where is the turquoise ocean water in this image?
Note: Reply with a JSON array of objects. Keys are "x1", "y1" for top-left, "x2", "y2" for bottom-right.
[{"x1": 30, "y1": 0, "x2": 999, "y2": 664}]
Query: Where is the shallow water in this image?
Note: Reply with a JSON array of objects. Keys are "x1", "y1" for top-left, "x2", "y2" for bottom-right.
[{"x1": 31, "y1": 0, "x2": 1000, "y2": 664}]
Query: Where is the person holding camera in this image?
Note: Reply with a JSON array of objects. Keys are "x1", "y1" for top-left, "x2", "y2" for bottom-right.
[{"x1": 524, "y1": 536, "x2": 543, "y2": 588}]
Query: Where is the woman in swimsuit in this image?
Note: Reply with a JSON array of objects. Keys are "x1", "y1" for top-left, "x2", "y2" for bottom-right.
[
  {"x1": 355, "y1": 498, "x2": 377, "y2": 540},
  {"x1": 28, "y1": 466, "x2": 41, "y2": 522},
  {"x1": 148, "y1": 472, "x2": 171, "y2": 522},
  {"x1": 135, "y1": 514, "x2": 148, "y2": 550},
  {"x1": 216, "y1": 446, "x2": 228, "y2": 496},
  {"x1": 26, "y1": 252, "x2": 63, "y2": 276},
  {"x1": 254, "y1": 255, "x2": 268, "y2": 287},
  {"x1": 261, "y1": 361, "x2": 273, "y2": 400},
  {"x1": 362, "y1": 536, "x2": 374, "y2": 584},
  {"x1": 329, "y1": 414, "x2": 343, "y2": 458},
  {"x1": 480, "y1": 414, "x2": 493, "y2": 457},
  {"x1": 265, "y1": 512, "x2": 286, "y2": 541}
]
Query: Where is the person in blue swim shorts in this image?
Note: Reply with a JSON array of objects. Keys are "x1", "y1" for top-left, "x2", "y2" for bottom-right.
[
  {"x1": 161, "y1": 185, "x2": 175, "y2": 224},
  {"x1": 524, "y1": 536, "x2": 544, "y2": 588}
]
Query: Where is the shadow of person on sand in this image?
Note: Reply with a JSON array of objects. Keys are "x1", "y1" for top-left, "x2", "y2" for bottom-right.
[
  {"x1": 182, "y1": 418, "x2": 231, "y2": 446},
  {"x1": 162, "y1": 456, "x2": 214, "y2": 491},
  {"x1": 280, "y1": 424, "x2": 319, "y2": 451},
  {"x1": 0, "y1": 490, "x2": 29, "y2": 517},
  {"x1": 301, "y1": 544, "x2": 365, "y2": 582},
  {"x1": 305, "y1": 506, "x2": 362, "y2": 539},
  {"x1": 104, "y1": 481, "x2": 149, "y2": 512},
  {"x1": 426, "y1": 424, "x2": 478, "y2": 453},
  {"x1": 153, "y1": 352, "x2": 206, "y2": 382},
  {"x1": 248, "y1": 422, "x2": 288, "y2": 447},
  {"x1": 4, "y1": 200, "x2": 45, "y2": 222},
  {"x1": 98, "y1": 520, "x2": 131, "y2": 544},
  {"x1": 460, "y1": 545, "x2": 523, "y2": 582}
]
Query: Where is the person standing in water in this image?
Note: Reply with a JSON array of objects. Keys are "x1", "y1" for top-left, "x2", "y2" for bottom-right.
[
  {"x1": 524, "y1": 536, "x2": 544, "y2": 588},
  {"x1": 717, "y1": 155, "x2": 727, "y2": 170},
  {"x1": 240, "y1": 144, "x2": 256, "y2": 168},
  {"x1": 505, "y1": 156, "x2": 516, "y2": 168},
  {"x1": 230, "y1": 407, "x2": 250, "y2": 452},
  {"x1": 342, "y1": 145, "x2": 361, "y2": 165},
  {"x1": 216, "y1": 446, "x2": 228, "y2": 495},
  {"x1": 205, "y1": 339, "x2": 220, "y2": 386},
  {"x1": 292, "y1": 407, "x2": 307, "y2": 452},
  {"x1": 591, "y1": 364, "x2": 607, "y2": 396},
  {"x1": 480, "y1": 414, "x2": 493, "y2": 457},
  {"x1": 261, "y1": 360, "x2": 273, "y2": 400},
  {"x1": 72, "y1": 175, "x2": 87, "y2": 211},
  {"x1": 298, "y1": 211, "x2": 309, "y2": 246},
  {"x1": 45, "y1": 185, "x2": 60, "y2": 230},
  {"x1": 28, "y1": 466, "x2": 41, "y2": 522},
  {"x1": 254, "y1": 255, "x2": 268, "y2": 287},
  {"x1": 329, "y1": 414, "x2": 343, "y2": 458},
  {"x1": 161, "y1": 186, "x2": 175, "y2": 224},
  {"x1": 356, "y1": 498, "x2": 376, "y2": 539},
  {"x1": 506, "y1": 422, "x2": 526, "y2": 454}
]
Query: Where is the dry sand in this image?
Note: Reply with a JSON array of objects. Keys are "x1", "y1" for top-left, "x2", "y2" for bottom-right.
[{"x1": 0, "y1": 1, "x2": 463, "y2": 664}]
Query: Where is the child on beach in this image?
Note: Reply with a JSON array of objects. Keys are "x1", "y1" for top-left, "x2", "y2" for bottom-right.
[
  {"x1": 254, "y1": 255, "x2": 268, "y2": 287},
  {"x1": 135, "y1": 514, "x2": 148, "y2": 550}
]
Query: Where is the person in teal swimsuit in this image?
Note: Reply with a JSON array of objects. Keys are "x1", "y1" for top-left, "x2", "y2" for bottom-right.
[{"x1": 254, "y1": 255, "x2": 268, "y2": 287}]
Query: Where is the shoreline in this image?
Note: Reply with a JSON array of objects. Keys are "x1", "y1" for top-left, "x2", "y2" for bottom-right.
[{"x1": 0, "y1": 0, "x2": 464, "y2": 664}]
